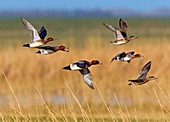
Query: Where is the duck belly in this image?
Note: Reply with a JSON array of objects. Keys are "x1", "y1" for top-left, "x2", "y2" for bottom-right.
[
  {"x1": 123, "y1": 57, "x2": 131, "y2": 61},
  {"x1": 30, "y1": 42, "x2": 43, "y2": 48}
]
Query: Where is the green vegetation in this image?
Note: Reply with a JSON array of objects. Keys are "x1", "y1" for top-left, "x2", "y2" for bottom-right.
[{"x1": 0, "y1": 18, "x2": 170, "y2": 47}]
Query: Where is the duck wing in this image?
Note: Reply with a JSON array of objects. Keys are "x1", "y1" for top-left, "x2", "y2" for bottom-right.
[
  {"x1": 111, "y1": 52, "x2": 126, "y2": 62},
  {"x1": 118, "y1": 52, "x2": 127, "y2": 57},
  {"x1": 103, "y1": 22, "x2": 125, "y2": 40},
  {"x1": 36, "y1": 46, "x2": 57, "y2": 52},
  {"x1": 119, "y1": 18, "x2": 128, "y2": 38},
  {"x1": 38, "y1": 26, "x2": 47, "y2": 40},
  {"x1": 137, "y1": 61, "x2": 151, "y2": 79},
  {"x1": 21, "y1": 18, "x2": 41, "y2": 42},
  {"x1": 76, "y1": 60, "x2": 90, "y2": 69},
  {"x1": 119, "y1": 18, "x2": 128, "y2": 32},
  {"x1": 126, "y1": 51, "x2": 135, "y2": 55},
  {"x1": 67, "y1": 60, "x2": 87, "y2": 71},
  {"x1": 79, "y1": 68, "x2": 94, "y2": 89},
  {"x1": 115, "y1": 28, "x2": 126, "y2": 40}
]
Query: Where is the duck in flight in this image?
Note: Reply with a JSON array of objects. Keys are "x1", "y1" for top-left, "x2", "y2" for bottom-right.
[
  {"x1": 63, "y1": 60, "x2": 102, "y2": 89},
  {"x1": 110, "y1": 51, "x2": 143, "y2": 63},
  {"x1": 103, "y1": 18, "x2": 138, "y2": 45},
  {"x1": 128, "y1": 61, "x2": 157, "y2": 85},
  {"x1": 21, "y1": 18, "x2": 56, "y2": 48},
  {"x1": 36, "y1": 45, "x2": 69, "y2": 55}
]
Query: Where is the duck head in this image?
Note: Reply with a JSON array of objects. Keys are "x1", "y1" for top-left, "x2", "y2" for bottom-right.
[
  {"x1": 91, "y1": 60, "x2": 102, "y2": 65},
  {"x1": 46, "y1": 37, "x2": 56, "y2": 42},
  {"x1": 134, "y1": 54, "x2": 144, "y2": 58},
  {"x1": 57, "y1": 45, "x2": 69, "y2": 52}
]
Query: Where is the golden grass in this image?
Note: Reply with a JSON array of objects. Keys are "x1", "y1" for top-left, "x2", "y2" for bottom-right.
[{"x1": 0, "y1": 36, "x2": 170, "y2": 120}]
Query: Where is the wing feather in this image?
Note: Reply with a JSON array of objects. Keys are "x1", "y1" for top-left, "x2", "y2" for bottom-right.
[
  {"x1": 37, "y1": 46, "x2": 57, "y2": 51},
  {"x1": 126, "y1": 51, "x2": 135, "y2": 55},
  {"x1": 103, "y1": 22, "x2": 124, "y2": 40},
  {"x1": 21, "y1": 18, "x2": 41, "y2": 42},
  {"x1": 38, "y1": 26, "x2": 47, "y2": 40},
  {"x1": 79, "y1": 69, "x2": 94, "y2": 89},
  {"x1": 119, "y1": 18, "x2": 128, "y2": 32},
  {"x1": 137, "y1": 61, "x2": 151, "y2": 79}
]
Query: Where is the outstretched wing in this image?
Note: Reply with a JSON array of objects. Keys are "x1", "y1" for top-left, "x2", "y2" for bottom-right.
[
  {"x1": 38, "y1": 26, "x2": 47, "y2": 40},
  {"x1": 103, "y1": 22, "x2": 125, "y2": 40},
  {"x1": 137, "y1": 61, "x2": 151, "y2": 79},
  {"x1": 21, "y1": 18, "x2": 41, "y2": 42},
  {"x1": 79, "y1": 68, "x2": 94, "y2": 89},
  {"x1": 119, "y1": 18, "x2": 128, "y2": 32},
  {"x1": 119, "y1": 18, "x2": 128, "y2": 38}
]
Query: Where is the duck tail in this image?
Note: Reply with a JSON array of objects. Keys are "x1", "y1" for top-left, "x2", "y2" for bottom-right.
[
  {"x1": 127, "y1": 60, "x2": 131, "y2": 63},
  {"x1": 23, "y1": 44, "x2": 30, "y2": 47},
  {"x1": 128, "y1": 80, "x2": 133, "y2": 85},
  {"x1": 63, "y1": 65, "x2": 71, "y2": 70},
  {"x1": 110, "y1": 58, "x2": 115, "y2": 63}
]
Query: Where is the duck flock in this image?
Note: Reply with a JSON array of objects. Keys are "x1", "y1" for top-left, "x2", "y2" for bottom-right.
[{"x1": 21, "y1": 18, "x2": 157, "y2": 89}]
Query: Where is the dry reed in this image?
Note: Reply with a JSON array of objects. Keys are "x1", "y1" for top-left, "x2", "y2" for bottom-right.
[{"x1": 0, "y1": 37, "x2": 169, "y2": 120}]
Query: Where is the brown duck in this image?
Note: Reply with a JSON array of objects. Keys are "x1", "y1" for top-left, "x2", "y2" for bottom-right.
[
  {"x1": 128, "y1": 61, "x2": 157, "y2": 85},
  {"x1": 103, "y1": 18, "x2": 138, "y2": 45}
]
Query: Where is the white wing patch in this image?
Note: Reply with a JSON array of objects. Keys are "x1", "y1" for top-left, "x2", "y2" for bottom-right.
[
  {"x1": 123, "y1": 57, "x2": 131, "y2": 61},
  {"x1": 70, "y1": 64, "x2": 83, "y2": 70}
]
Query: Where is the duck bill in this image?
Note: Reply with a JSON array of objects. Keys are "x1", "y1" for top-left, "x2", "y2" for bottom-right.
[
  {"x1": 64, "y1": 48, "x2": 69, "y2": 52},
  {"x1": 154, "y1": 77, "x2": 158, "y2": 80}
]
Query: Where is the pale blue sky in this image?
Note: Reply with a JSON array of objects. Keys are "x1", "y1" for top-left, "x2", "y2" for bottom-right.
[{"x1": 1, "y1": 0, "x2": 170, "y2": 12}]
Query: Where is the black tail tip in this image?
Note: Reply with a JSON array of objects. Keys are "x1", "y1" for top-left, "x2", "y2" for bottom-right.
[
  {"x1": 23, "y1": 44, "x2": 30, "y2": 47},
  {"x1": 110, "y1": 58, "x2": 114, "y2": 63},
  {"x1": 127, "y1": 60, "x2": 131, "y2": 63},
  {"x1": 63, "y1": 65, "x2": 71, "y2": 70}
]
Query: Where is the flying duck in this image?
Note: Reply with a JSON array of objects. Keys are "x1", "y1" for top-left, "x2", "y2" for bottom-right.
[
  {"x1": 63, "y1": 60, "x2": 102, "y2": 89},
  {"x1": 21, "y1": 18, "x2": 56, "y2": 48},
  {"x1": 128, "y1": 61, "x2": 157, "y2": 85},
  {"x1": 103, "y1": 18, "x2": 138, "y2": 45},
  {"x1": 111, "y1": 51, "x2": 143, "y2": 63},
  {"x1": 36, "y1": 45, "x2": 69, "y2": 55}
]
